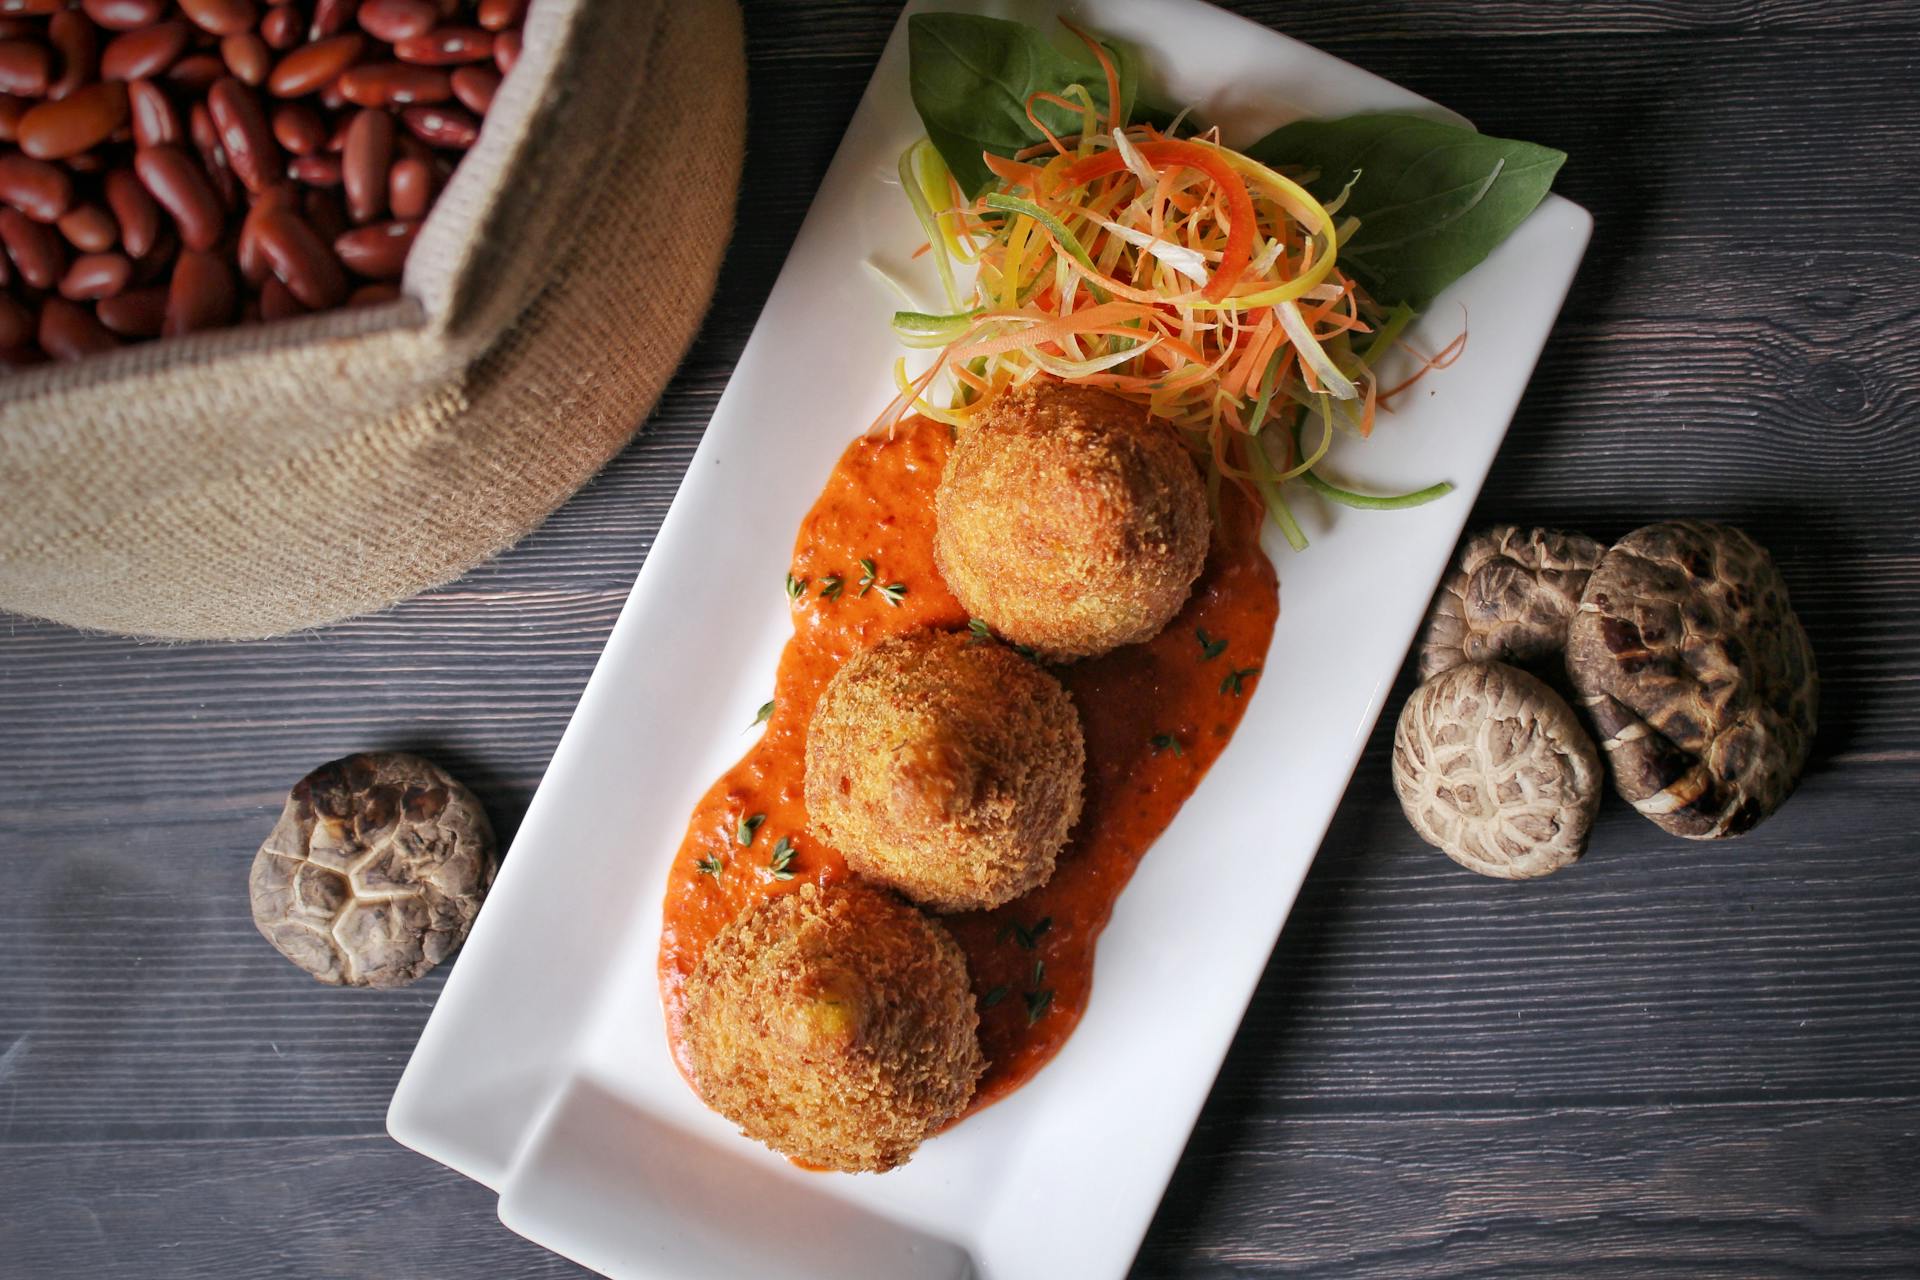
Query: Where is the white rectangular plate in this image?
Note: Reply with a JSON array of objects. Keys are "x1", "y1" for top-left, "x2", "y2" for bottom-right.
[{"x1": 389, "y1": 2, "x2": 1591, "y2": 1276}]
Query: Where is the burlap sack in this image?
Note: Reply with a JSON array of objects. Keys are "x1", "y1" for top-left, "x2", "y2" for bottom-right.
[{"x1": 0, "y1": 0, "x2": 744, "y2": 640}]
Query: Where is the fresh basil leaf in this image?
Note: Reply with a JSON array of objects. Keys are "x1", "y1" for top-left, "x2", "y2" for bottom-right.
[
  {"x1": 1247, "y1": 113, "x2": 1566, "y2": 310},
  {"x1": 908, "y1": 13, "x2": 1136, "y2": 197}
]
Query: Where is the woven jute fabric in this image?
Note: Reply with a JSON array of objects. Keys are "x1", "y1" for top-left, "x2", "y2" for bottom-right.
[{"x1": 0, "y1": 0, "x2": 744, "y2": 640}]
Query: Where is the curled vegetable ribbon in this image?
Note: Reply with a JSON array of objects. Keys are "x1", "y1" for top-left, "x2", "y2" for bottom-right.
[{"x1": 1050, "y1": 138, "x2": 1256, "y2": 302}]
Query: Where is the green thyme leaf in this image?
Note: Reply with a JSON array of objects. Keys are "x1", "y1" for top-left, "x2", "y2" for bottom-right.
[
  {"x1": 981, "y1": 985, "x2": 1009, "y2": 1009},
  {"x1": 1031, "y1": 958, "x2": 1045, "y2": 986},
  {"x1": 768, "y1": 835, "x2": 797, "y2": 880},
  {"x1": 858, "y1": 557, "x2": 878, "y2": 595},
  {"x1": 785, "y1": 573, "x2": 807, "y2": 601},
  {"x1": 752, "y1": 700, "x2": 774, "y2": 728},
  {"x1": 695, "y1": 855, "x2": 724, "y2": 877},
  {"x1": 1220, "y1": 666, "x2": 1261, "y2": 697},
  {"x1": 819, "y1": 575, "x2": 843, "y2": 601},
  {"x1": 876, "y1": 582, "x2": 909, "y2": 607},
  {"x1": 1196, "y1": 628, "x2": 1228, "y2": 661},
  {"x1": 967, "y1": 618, "x2": 991, "y2": 644},
  {"x1": 1011, "y1": 916, "x2": 1053, "y2": 950},
  {"x1": 1150, "y1": 732, "x2": 1183, "y2": 757},
  {"x1": 1024, "y1": 988, "x2": 1055, "y2": 1025},
  {"x1": 736, "y1": 813, "x2": 766, "y2": 847}
]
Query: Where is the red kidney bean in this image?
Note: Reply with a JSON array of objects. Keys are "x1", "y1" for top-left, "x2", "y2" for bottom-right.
[
  {"x1": 82, "y1": 0, "x2": 170, "y2": 33},
  {"x1": 187, "y1": 100, "x2": 238, "y2": 207},
  {"x1": 398, "y1": 102, "x2": 472, "y2": 147},
  {"x1": 179, "y1": 0, "x2": 259, "y2": 39},
  {"x1": 258, "y1": 272, "x2": 302, "y2": 319},
  {"x1": 99, "y1": 21, "x2": 187, "y2": 82},
  {"x1": 447, "y1": 62, "x2": 495, "y2": 115},
  {"x1": 267, "y1": 34, "x2": 361, "y2": 97},
  {"x1": 0, "y1": 0, "x2": 525, "y2": 365},
  {"x1": 48, "y1": 12, "x2": 98, "y2": 101},
  {"x1": 309, "y1": 0, "x2": 357, "y2": 41},
  {"x1": 0, "y1": 289, "x2": 31, "y2": 345},
  {"x1": 251, "y1": 204, "x2": 342, "y2": 307},
  {"x1": 332, "y1": 216, "x2": 412, "y2": 278},
  {"x1": 207, "y1": 77, "x2": 277, "y2": 192},
  {"x1": 236, "y1": 181, "x2": 291, "y2": 280},
  {"x1": 340, "y1": 105, "x2": 386, "y2": 222},
  {"x1": 385, "y1": 151, "x2": 427, "y2": 219},
  {"x1": 393, "y1": 26, "x2": 490, "y2": 66},
  {"x1": 161, "y1": 246, "x2": 233, "y2": 333},
  {"x1": 322, "y1": 110, "x2": 349, "y2": 151},
  {"x1": 288, "y1": 152, "x2": 338, "y2": 186},
  {"x1": 221, "y1": 32, "x2": 270, "y2": 86},
  {"x1": 346, "y1": 279, "x2": 397, "y2": 305},
  {"x1": 475, "y1": 0, "x2": 524, "y2": 33},
  {"x1": 59, "y1": 249, "x2": 131, "y2": 298},
  {"x1": 165, "y1": 53, "x2": 227, "y2": 91},
  {"x1": 0, "y1": 151, "x2": 71, "y2": 219},
  {"x1": 259, "y1": 6, "x2": 299, "y2": 50},
  {"x1": 95, "y1": 281, "x2": 164, "y2": 334},
  {"x1": 300, "y1": 182, "x2": 344, "y2": 240},
  {"x1": 104, "y1": 166, "x2": 158, "y2": 254},
  {"x1": 133, "y1": 143, "x2": 223, "y2": 249},
  {"x1": 0, "y1": 40, "x2": 52, "y2": 97},
  {"x1": 126, "y1": 77, "x2": 178, "y2": 146},
  {"x1": 57, "y1": 199, "x2": 116, "y2": 250},
  {"x1": 18, "y1": 81, "x2": 128, "y2": 160},
  {"x1": 338, "y1": 61, "x2": 447, "y2": 107},
  {"x1": 269, "y1": 99, "x2": 322, "y2": 153},
  {"x1": 40, "y1": 295, "x2": 119, "y2": 358},
  {"x1": 358, "y1": 0, "x2": 436, "y2": 44},
  {"x1": 0, "y1": 205, "x2": 64, "y2": 285}
]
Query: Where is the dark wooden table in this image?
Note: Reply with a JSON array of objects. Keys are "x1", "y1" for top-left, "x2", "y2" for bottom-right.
[{"x1": 4, "y1": 2, "x2": 1917, "y2": 1276}]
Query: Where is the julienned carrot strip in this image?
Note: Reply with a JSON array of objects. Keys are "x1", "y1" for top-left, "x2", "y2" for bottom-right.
[
  {"x1": 1379, "y1": 326, "x2": 1469, "y2": 400},
  {"x1": 952, "y1": 300, "x2": 1155, "y2": 360},
  {"x1": 1056, "y1": 140, "x2": 1255, "y2": 302},
  {"x1": 982, "y1": 152, "x2": 1044, "y2": 189},
  {"x1": 1060, "y1": 17, "x2": 1123, "y2": 133}
]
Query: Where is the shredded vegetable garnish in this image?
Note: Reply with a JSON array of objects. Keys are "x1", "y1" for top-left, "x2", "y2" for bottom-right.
[{"x1": 876, "y1": 28, "x2": 1461, "y2": 548}]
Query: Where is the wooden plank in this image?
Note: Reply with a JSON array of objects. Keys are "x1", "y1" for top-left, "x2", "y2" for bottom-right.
[{"x1": 1, "y1": 2, "x2": 1917, "y2": 1277}]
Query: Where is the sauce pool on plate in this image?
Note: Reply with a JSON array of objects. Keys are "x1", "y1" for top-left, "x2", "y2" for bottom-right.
[{"x1": 659, "y1": 414, "x2": 1278, "y2": 1115}]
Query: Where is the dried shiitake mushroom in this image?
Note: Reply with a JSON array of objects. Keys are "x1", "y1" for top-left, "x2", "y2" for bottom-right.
[
  {"x1": 1393, "y1": 661, "x2": 1604, "y2": 879},
  {"x1": 251, "y1": 752, "x2": 495, "y2": 988},
  {"x1": 1566, "y1": 520, "x2": 1817, "y2": 839},
  {"x1": 1418, "y1": 525, "x2": 1606, "y2": 682}
]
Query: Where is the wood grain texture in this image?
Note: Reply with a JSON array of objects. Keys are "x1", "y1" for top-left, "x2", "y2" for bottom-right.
[{"x1": 2, "y1": 1, "x2": 1918, "y2": 1277}]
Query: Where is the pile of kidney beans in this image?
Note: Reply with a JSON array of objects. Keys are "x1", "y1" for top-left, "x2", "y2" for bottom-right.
[{"x1": 0, "y1": 0, "x2": 527, "y2": 366}]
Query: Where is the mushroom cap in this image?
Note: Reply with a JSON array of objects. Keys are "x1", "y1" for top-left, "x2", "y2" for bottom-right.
[
  {"x1": 1393, "y1": 661, "x2": 1604, "y2": 879},
  {"x1": 1566, "y1": 520, "x2": 1817, "y2": 839},
  {"x1": 1418, "y1": 525, "x2": 1606, "y2": 682},
  {"x1": 250, "y1": 752, "x2": 495, "y2": 987}
]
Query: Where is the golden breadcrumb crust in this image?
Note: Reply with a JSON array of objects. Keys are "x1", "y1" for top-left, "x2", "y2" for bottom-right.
[
  {"x1": 683, "y1": 881, "x2": 984, "y2": 1173},
  {"x1": 805, "y1": 629, "x2": 1084, "y2": 912},
  {"x1": 934, "y1": 378, "x2": 1209, "y2": 661}
]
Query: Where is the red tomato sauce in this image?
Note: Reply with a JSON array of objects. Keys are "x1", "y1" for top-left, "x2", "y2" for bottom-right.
[{"x1": 659, "y1": 415, "x2": 1278, "y2": 1115}]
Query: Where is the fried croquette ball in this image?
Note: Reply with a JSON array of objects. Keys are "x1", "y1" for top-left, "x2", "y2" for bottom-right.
[
  {"x1": 935, "y1": 378, "x2": 1210, "y2": 661},
  {"x1": 683, "y1": 881, "x2": 984, "y2": 1173},
  {"x1": 805, "y1": 629, "x2": 1083, "y2": 912}
]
